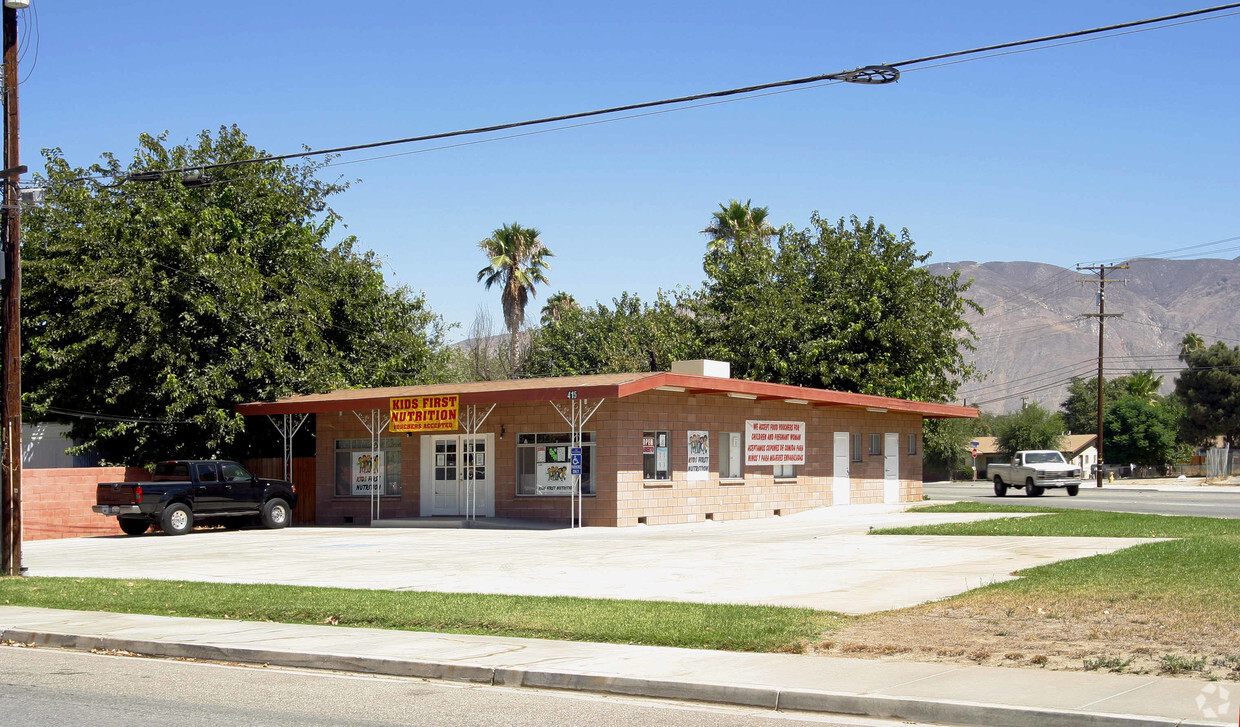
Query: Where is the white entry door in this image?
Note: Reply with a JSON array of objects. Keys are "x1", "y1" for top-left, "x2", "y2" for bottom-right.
[
  {"x1": 833, "y1": 432, "x2": 851, "y2": 506},
  {"x1": 883, "y1": 433, "x2": 900, "y2": 504},
  {"x1": 420, "y1": 434, "x2": 495, "y2": 517}
]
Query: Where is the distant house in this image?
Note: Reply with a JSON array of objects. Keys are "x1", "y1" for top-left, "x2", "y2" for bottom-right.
[
  {"x1": 971, "y1": 434, "x2": 1096, "y2": 479},
  {"x1": 21, "y1": 423, "x2": 100, "y2": 468}
]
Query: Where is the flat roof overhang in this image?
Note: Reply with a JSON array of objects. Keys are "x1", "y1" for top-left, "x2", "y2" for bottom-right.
[{"x1": 235, "y1": 371, "x2": 978, "y2": 420}]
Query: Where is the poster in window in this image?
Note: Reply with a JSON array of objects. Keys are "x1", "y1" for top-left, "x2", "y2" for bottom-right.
[
  {"x1": 642, "y1": 436, "x2": 655, "y2": 454},
  {"x1": 687, "y1": 430, "x2": 709, "y2": 481},
  {"x1": 535, "y1": 462, "x2": 573, "y2": 495},
  {"x1": 744, "y1": 420, "x2": 806, "y2": 465},
  {"x1": 351, "y1": 451, "x2": 385, "y2": 495}
]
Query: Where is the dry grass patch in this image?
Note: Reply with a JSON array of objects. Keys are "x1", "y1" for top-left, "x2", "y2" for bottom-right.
[{"x1": 827, "y1": 506, "x2": 1240, "y2": 680}]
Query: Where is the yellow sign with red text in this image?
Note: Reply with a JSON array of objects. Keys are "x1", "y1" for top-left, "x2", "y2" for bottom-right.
[{"x1": 389, "y1": 395, "x2": 459, "y2": 433}]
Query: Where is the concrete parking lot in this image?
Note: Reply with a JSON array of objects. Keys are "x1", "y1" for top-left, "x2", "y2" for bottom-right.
[{"x1": 23, "y1": 504, "x2": 1157, "y2": 614}]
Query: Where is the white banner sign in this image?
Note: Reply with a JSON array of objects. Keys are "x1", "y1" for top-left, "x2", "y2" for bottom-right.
[
  {"x1": 745, "y1": 420, "x2": 806, "y2": 465},
  {"x1": 687, "y1": 430, "x2": 710, "y2": 481},
  {"x1": 351, "y1": 451, "x2": 385, "y2": 495}
]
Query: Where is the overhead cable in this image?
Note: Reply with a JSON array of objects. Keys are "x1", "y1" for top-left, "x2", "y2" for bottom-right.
[{"x1": 93, "y1": 2, "x2": 1240, "y2": 181}]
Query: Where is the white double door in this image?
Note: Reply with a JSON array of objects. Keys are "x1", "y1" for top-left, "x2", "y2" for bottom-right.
[{"x1": 420, "y1": 434, "x2": 495, "y2": 517}]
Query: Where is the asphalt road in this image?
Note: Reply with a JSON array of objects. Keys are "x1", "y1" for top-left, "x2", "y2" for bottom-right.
[
  {"x1": 0, "y1": 646, "x2": 932, "y2": 727},
  {"x1": 925, "y1": 481, "x2": 1240, "y2": 518}
]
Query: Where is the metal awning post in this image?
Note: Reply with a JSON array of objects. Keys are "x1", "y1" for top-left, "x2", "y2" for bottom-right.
[
  {"x1": 458, "y1": 403, "x2": 495, "y2": 521},
  {"x1": 354, "y1": 409, "x2": 389, "y2": 523},
  {"x1": 267, "y1": 413, "x2": 308, "y2": 484},
  {"x1": 551, "y1": 396, "x2": 604, "y2": 528}
]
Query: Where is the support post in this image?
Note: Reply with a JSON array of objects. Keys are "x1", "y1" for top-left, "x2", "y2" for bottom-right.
[
  {"x1": 1, "y1": 2, "x2": 22, "y2": 576},
  {"x1": 354, "y1": 409, "x2": 390, "y2": 522},
  {"x1": 458, "y1": 403, "x2": 495, "y2": 522},
  {"x1": 1078, "y1": 263, "x2": 1127, "y2": 488},
  {"x1": 267, "y1": 413, "x2": 308, "y2": 483},
  {"x1": 551, "y1": 396, "x2": 604, "y2": 528}
]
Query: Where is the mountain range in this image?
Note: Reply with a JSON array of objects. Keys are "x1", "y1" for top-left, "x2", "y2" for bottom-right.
[{"x1": 928, "y1": 257, "x2": 1240, "y2": 416}]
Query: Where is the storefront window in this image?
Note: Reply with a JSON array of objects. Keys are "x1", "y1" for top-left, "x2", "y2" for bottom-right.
[
  {"x1": 516, "y1": 432, "x2": 594, "y2": 496},
  {"x1": 334, "y1": 438, "x2": 402, "y2": 497},
  {"x1": 643, "y1": 431, "x2": 670, "y2": 481}
]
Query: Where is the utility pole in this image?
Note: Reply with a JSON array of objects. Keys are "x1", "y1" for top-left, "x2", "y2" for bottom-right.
[
  {"x1": 1, "y1": 0, "x2": 24, "y2": 576},
  {"x1": 1077, "y1": 263, "x2": 1127, "y2": 489}
]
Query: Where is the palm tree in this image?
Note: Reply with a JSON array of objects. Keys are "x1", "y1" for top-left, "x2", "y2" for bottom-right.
[
  {"x1": 1179, "y1": 332, "x2": 1205, "y2": 361},
  {"x1": 540, "y1": 291, "x2": 579, "y2": 326},
  {"x1": 476, "y1": 223, "x2": 554, "y2": 364},
  {"x1": 1124, "y1": 368, "x2": 1164, "y2": 402},
  {"x1": 701, "y1": 199, "x2": 775, "y2": 257}
]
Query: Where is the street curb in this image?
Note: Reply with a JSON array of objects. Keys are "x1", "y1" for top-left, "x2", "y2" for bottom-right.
[{"x1": 0, "y1": 628, "x2": 1226, "y2": 727}]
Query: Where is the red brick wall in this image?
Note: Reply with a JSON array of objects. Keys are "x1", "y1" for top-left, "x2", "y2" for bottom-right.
[
  {"x1": 23, "y1": 467, "x2": 151, "y2": 541},
  {"x1": 310, "y1": 394, "x2": 926, "y2": 527}
]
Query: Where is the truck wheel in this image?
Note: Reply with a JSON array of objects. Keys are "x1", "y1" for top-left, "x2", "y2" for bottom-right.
[
  {"x1": 1066, "y1": 485, "x2": 1080, "y2": 497},
  {"x1": 160, "y1": 503, "x2": 193, "y2": 535},
  {"x1": 261, "y1": 498, "x2": 290, "y2": 529},
  {"x1": 993, "y1": 476, "x2": 1007, "y2": 497},
  {"x1": 1024, "y1": 478, "x2": 1045, "y2": 497},
  {"x1": 118, "y1": 517, "x2": 149, "y2": 536}
]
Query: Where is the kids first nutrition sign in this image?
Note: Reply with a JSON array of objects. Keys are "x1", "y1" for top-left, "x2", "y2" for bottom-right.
[{"x1": 389, "y1": 395, "x2": 459, "y2": 433}]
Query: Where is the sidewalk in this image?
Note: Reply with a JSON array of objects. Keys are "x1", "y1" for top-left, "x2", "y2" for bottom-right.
[{"x1": 1, "y1": 606, "x2": 1233, "y2": 727}]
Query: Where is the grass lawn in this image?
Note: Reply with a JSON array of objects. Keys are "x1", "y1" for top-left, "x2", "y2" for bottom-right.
[
  {"x1": 822, "y1": 503, "x2": 1240, "y2": 679},
  {"x1": 0, "y1": 576, "x2": 846, "y2": 653}
]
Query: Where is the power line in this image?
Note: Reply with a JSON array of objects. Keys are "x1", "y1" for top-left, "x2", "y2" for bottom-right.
[{"x1": 82, "y1": 2, "x2": 1240, "y2": 182}]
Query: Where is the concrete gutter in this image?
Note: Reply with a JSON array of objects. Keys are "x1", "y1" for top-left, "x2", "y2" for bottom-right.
[{"x1": 1, "y1": 607, "x2": 1232, "y2": 727}]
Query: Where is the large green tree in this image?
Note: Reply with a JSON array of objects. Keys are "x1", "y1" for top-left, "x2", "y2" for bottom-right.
[
  {"x1": 1175, "y1": 341, "x2": 1240, "y2": 446},
  {"x1": 22, "y1": 126, "x2": 451, "y2": 463},
  {"x1": 1060, "y1": 374, "x2": 1139, "y2": 434},
  {"x1": 695, "y1": 212, "x2": 980, "y2": 402},
  {"x1": 991, "y1": 403, "x2": 1065, "y2": 456},
  {"x1": 524, "y1": 291, "x2": 697, "y2": 377},
  {"x1": 1103, "y1": 395, "x2": 1181, "y2": 467},
  {"x1": 923, "y1": 416, "x2": 989, "y2": 480},
  {"x1": 476, "y1": 223, "x2": 553, "y2": 364}
]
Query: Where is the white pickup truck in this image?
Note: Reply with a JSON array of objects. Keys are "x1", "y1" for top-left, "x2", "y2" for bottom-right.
[{"x1": 989, "y1": 450, "x2": 1083, "y2": 498}]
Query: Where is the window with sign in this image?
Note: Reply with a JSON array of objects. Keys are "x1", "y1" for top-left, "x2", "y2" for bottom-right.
[
  {"x1": 334, "y1": 438, "x2": 402, "y2": 497},
  {"x1": 643, "y1": 430, "x2": 671, "y2": 481},
  {"x1": 516, "y1": 432, "x2": 595, "y2": 496}
]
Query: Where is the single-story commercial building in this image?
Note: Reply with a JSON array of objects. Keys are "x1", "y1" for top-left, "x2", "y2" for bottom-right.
[{"x1": 235, "y1": 361, "x2": 977, "y2": 527}]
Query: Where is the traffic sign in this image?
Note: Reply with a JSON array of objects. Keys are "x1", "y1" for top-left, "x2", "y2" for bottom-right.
[{"x1": 570, "y1": 447, "x2": 582, "y2": 474}]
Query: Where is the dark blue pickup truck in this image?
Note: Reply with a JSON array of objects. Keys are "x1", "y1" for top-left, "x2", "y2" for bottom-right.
[{"x1": 93, "y1": 460, "x2": 297, "y2": 536}]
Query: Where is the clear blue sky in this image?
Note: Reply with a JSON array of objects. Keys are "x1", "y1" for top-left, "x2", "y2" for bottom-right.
[{"x1": 19, "y1": 1, "x2": 1240, "y2": 334}]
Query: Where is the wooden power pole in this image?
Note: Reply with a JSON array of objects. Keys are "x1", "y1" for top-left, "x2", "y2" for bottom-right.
[
  {"x1": 1, "y1": 0, "x2": 23, "y2": 576},
  {"x1": 1077, "y1": 263, "x2": 1127, "y2": 489}
]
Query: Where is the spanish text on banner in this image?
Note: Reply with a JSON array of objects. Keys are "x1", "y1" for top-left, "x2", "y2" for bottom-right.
[{"x1": 744, "y1": 420, "x2": 806, "y2": 465}]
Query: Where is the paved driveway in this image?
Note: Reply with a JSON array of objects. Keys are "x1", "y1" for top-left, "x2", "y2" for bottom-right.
[{"x1": 23, "y1": 505, "x2": 1155, "y2": 614}]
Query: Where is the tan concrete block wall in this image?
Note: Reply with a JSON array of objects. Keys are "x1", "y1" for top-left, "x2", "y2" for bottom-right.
[
  {"x1": 605, "y1": 392, "x2": 925, "y2": 526},
  {"x1": 23, "y1": 466, "x2": 151, "y2": 541}
]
